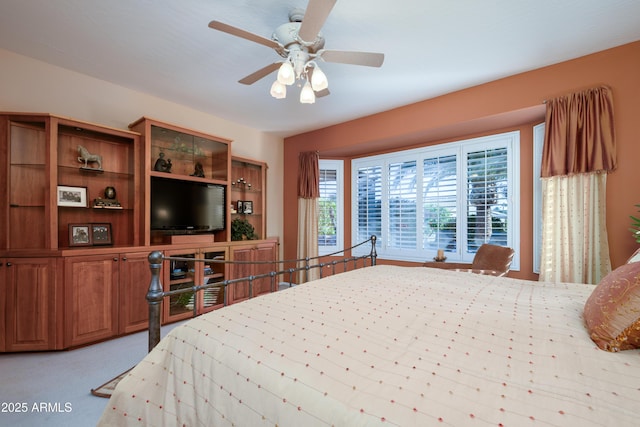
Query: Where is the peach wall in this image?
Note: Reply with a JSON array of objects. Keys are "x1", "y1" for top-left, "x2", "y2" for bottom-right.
[{"x1": 283, "y1": 41, "x2": 640, "y2": 280}]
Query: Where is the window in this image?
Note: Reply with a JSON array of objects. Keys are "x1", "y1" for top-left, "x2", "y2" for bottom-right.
[
  {"x1": 318, "y1": 160, "x2": 344, "y2": 255},
  {"x1": 352, "y1": 131, "x2": 520, "y2": 269},
  {"x1": 355, "y1": 164, "x2": 382, "y2": 245},
  {"x1": 532, "y1": 122, "x2": 545, "y2": 273},
  {"x1": 423, "y1": 153, "x2": 458, "y2": 251},
  {"x1": 388, "y1": 160, "x2": 417, "y2": 249}
]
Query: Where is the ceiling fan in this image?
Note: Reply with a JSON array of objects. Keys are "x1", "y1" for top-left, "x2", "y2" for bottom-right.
[{"x1": 208, "y1": 0, "x2": 384, "y2": 103}]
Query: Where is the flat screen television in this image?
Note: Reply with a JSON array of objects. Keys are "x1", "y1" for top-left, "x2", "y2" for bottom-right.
[{"x1": 151, "y1": 177, "x2": 225, "y2": 233}]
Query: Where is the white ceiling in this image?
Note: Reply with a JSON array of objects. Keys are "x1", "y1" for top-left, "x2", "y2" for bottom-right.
[{"x1": 1, "y1": 0, "x2": 639, "y2": 137}]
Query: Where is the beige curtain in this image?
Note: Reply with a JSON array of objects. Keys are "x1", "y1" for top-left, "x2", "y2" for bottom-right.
[
  {"x1": 539, "y1": 173, "x2": 611, "y2": 283},
  {"x1": 297, "y1": 152, "x2": 320, "y2": 282},
  {"x1": 539, "y1": 86, "x2": 616, "y2": 284}
]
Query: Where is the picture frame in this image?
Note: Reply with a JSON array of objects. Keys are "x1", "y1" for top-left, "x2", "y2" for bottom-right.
[
  {"x1": 237, "y1": 200, "x2": 244, "y2": 214},
  {"x1": 91, "y1": 223, "x2": 113, "y2": 246},
  {"x1": 242, "y1": 200, "x2": 253, "y2": 214},
  {"x1": 57, "y1": 185, "x2": 88, "y2": 208},
  {"x1": 69, "y1": 224, "x2": 92, "y2": 246}
]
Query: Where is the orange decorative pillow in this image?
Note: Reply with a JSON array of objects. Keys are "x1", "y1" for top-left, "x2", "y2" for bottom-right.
[{"x1": 584, "y1": 262, "x2": 640, "y2": 351}]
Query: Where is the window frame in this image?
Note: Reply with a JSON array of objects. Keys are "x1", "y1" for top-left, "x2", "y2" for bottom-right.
[{"x1": 351, "y1": 131, "x2": 520, "y2": 269}]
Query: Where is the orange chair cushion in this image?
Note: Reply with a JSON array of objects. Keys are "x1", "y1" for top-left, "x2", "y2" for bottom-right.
[{"x1": 470, "y1": 244, "x2": 515, "y2": 273}]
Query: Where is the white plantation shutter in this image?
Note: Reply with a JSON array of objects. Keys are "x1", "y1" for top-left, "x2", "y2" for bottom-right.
[
  {"x1": 466, "y1": 147, "x2": 509, "y2": 252},
  {"x1": 388, "y1": 160, "x2": 417, "y2": 249},
  {"x1": 423, "y1": 154, "x2": 457, "y2": 251},
  {"x1": 355, "y1": 165, "x2": 382, "y2": 245}
]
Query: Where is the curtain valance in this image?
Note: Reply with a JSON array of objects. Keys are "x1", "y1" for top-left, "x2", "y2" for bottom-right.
[
  {"x1": 298, "y1": 151, "x2": 320, "y2": 198},
  {"x1": 541, "y1": 86, "x2": 616, "y2": 178}
]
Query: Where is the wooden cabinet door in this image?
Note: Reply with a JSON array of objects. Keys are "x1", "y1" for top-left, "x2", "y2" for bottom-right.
[
  {"x1": 4, "y1": 258, "x2": 62, "y2": 351},
  {"x1": 253, "y1": 242, "x2": 277, "y2": 297},
  {"x1": 229, "y1": 241, "x2": 277, "y2": 303},
  {"x1": 64, "y1": 255, "x2": 118, "y2": 347},
  {"x1": 118, "y1": 251, "x2": 152, "y2": 334},
  {"x1": 229, "y1": 245, "x2": 253, "y2": 304}
]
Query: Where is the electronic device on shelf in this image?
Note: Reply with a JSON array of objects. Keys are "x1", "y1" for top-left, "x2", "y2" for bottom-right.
[{"x1": 151, "y1": 176, "x2": 225, "y2": 233}]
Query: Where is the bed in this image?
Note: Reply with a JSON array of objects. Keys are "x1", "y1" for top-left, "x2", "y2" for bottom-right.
[{"x1": 98, "y1": 263, "x2": 640, "y2": 426}]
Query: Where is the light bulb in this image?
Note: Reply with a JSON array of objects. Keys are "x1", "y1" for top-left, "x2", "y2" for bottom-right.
[
  {"x1": 270, "y1": 80, "x2": 286, "y2": 99},
  {"x1": 300, "y1": 81, "x2": 315, "y2": 104},
  {"x1": 310, "y1": 66, "x2": 328, "y2": 91},
  {"x1": 277, "y1": 62, "x2": 295, "y2": 85}
]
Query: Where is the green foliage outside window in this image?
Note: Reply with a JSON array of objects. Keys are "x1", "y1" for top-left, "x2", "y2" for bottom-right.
[
  {"x1": 319, "y1": 199, "x2": 337, "y2": 236},
  {"x1": 424, "y1": 204, "x2": 454, "y2": 232}
]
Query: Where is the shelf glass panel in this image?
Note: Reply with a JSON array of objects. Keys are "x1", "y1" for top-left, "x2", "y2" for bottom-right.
[
  {"x1": 167, "y1": 254, "x2": 196, "y2": 316},
  {"x1": 151, "y1": 125, "x2": 228, "y2": 181},
  {"x1": 202, "y1": 251, "x2": 226, "y2": 309}
]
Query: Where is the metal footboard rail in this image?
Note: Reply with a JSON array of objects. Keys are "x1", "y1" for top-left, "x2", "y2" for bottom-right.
[{"x1": 146, "y1": 235, "x2": 377, "y2": 352}]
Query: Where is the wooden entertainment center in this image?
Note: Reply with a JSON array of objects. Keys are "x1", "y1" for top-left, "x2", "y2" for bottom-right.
[{"x1": 0, "y1": 112, "x2": 276, "y2": 352}]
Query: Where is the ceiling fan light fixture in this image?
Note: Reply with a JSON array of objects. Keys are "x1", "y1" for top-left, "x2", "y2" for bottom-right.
[
  {"x1": 300, "y1": 81, "x2": 316, "y2": 104},
  {"x1": 270, "y1": 80, "x2": 287, "y2": 99},
  {"x1": 208, "y1": 1, "x2": 385, "y2": 104},
  {"x1": 310, "y1": 65, "x2": 328, "y2": 91},
  {"x1": 277, "y1": 61, "x2": 295, "y2": 85}
]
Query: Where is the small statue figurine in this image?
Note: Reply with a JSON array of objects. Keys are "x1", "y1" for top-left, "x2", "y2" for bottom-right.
[
  {"x1": 154, "y1": 152, "x2": 172, "y2": 173},
  {"x1": 191, "y1": 162, "x2": 205, "y2": 178},
  {"x1": 77, "y1": 145, "x2": 103, "y2": 170}
]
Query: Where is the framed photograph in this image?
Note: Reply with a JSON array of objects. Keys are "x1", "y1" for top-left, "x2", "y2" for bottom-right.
[
  {"x1": 242, "y1": 200, "x2": 253, "y2": 214},
  {"x1": 57, "y1": 185, "x2": 88, "y2": 208},
  {"x1": 237, "y1": 200, "x2": 244, "y2": 214},
  {"x1": 91, "y1": 223, "x2": 113, "y2": 246},
  {"x1": 69, "y1": 224, "x2": 92, "y2": 246}
]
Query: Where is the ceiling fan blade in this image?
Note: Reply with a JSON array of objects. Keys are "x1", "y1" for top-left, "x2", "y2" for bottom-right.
[
  {"x1": 319, "y1": 50, "x2": 385, "y2": 67},
  {"x1": 298, "y1": 0, "x2": 337, "y2": 43},
  {"x1": 208, "y1": 20, "x2": 281, "y2": 50},
  {"x1": 238, "y1": 62, "x2": 281, "y2": 85},
  {"x1": 315, "y1": 88, "x2": 330, "y2": 97}
]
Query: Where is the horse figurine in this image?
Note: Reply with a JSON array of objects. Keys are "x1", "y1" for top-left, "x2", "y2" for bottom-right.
[{"x1": 77, "y1": 145, "x2": 102, "y2": 170}]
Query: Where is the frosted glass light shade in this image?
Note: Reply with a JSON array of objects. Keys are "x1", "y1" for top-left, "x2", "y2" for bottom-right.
[
  {"x1": 310, "y1": 66, "x2": 328, "y2": 91},
  {"x1": 300, "y1": 81, "x2": 316, "y2": 104},
  {"x1": 277, "y1": 62, "x2": 295, "y2": 85},
  {"x1": 270, "y1": 80, "x2": 286, "y2": 99}
]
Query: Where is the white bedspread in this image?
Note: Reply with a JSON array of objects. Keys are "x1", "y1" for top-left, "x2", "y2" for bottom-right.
[{"x1": 99, "y1": 265, "x2": 640, "y2": 426}]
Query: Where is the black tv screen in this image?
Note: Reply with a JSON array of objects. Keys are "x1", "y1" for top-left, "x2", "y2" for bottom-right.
[{"x1": 151, "y1": 177, "x2": 225, "y2": 232}]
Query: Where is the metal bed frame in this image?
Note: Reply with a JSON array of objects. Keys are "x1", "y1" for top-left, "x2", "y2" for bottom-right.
[{"x1": 145, "y1": 236, "x2": 377, "y2": 352}]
